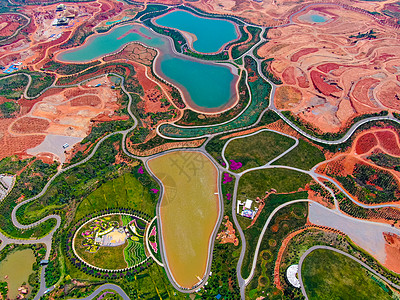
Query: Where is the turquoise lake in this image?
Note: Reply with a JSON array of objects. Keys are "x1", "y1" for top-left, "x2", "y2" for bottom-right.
[
  {"x1": 154, "y1": 10, "x2": 239, "y2": 53},
  {"x1": 57, "y1": 24, "x2": 238, "y2": 112},
  {"x1": 59, "y1": 25, "x2": 165, "y2": 62},
  {"x1": 157, "y1": 54, "x2": 235, "y2": 110}
]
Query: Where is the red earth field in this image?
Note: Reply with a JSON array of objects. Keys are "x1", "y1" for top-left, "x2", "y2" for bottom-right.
[{"x1": 256, "y1": 4, "x2": 400, "y2": 133}]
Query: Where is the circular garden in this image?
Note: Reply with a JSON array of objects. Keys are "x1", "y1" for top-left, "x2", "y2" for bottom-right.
[{"x1": 66, "y1": 209, "x2": 158, "y2": 278}]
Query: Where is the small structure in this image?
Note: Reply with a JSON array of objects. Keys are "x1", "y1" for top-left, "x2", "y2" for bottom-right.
[
  {"x1": 286, "y1": 264, "x2": 301, "y2": 288},
  {"x1": 52, "y1": 17, "x2": 69, "y2": 26},
  {"x1": 237, "y1": 199, "x2": 258, "y2": 219},
  {"x1": 56, "y1": 4, "x2": 66, "y2": 11},
  {"x1": 40, "y1": 260, "x2": 49, "y2": 265},
  {"x1": 3, "y1": 63, "x2": 20, "y2": 74},
  {"x1": 244, "y1": 199, "x2": 253, "y2": 210},
  {"x1": 0, "y1": 174, "x2": 15, "y2": 201}
]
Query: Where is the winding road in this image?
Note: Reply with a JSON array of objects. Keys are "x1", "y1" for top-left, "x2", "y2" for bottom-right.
[{"x1": 1, "y1": 3, "x2": 400, "y2": 300}]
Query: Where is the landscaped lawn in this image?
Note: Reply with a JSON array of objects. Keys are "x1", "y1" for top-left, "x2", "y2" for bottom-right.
[
  {"x1": 74, "y1": 215, "x2": 128, "y2": 270},
  {"x1": 238, "y1": 168, "x2": 312, "y2": 199},
  {"x1": 74, "y1": 172, "x2": 155, "y2": 221},
  {"x1": 302, "y1": 248, "x2": 393, "y2": 300},
  {"x1": 224, "y1": 130, "x2": 295, "y2": 171},
  {"x1": 272, "y1": 139, "x2": 325, "y2": 170},
  {"x1": 240, "y1": 192, "x2": 308, "y2": 279}
]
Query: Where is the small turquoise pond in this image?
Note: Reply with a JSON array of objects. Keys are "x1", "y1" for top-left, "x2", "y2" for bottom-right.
[
  {"x1": 298, "y1": 12, "x2": 328, "y2": 24},
  {"x1": 310, "y1": 14, "x2": 327, "y2": 23},
  {"x1": 57, "y1": 24, "x2": 238, "y2": 112},
  {"x1": 155, "y1": 10, "x2": 239, "y2": 53}
]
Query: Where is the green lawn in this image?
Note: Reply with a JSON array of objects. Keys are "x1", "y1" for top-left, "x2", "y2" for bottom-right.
[
  {"x1": 224, "y1": 130, "x2": 295, "y2": 171},
  {"x1": 303, "y1": 249, "x2": 393, "y2": 300},
  {"x1": 272, "y1": 139, "x2": 325, "y2": 170},
  {"x1": 74, "y1": 172, "x2": 155, "y2": 221},
  {"x1": 238, "y1": 168, "x2": 312, "y2": 199}
]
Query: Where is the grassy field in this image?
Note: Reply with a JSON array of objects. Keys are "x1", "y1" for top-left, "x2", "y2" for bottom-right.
[
  {"x1": 272, "y1": 139, "x2": 325, "y2": 170},
  {"x1": 224, "y1": 131, "x2": 295, "y2": 171},
  {"x1": 74, "y1": 172, "x2": 155, "y2": 221},
  {"x1": 238, "y1": 168, "x2": 312, "y2": 199},
  {"x1": 303, "y1": 249, "x2": 393, "y2": 300},
  {"x1": 61, "y1": 261, "x2": 189, "y2": 299}
]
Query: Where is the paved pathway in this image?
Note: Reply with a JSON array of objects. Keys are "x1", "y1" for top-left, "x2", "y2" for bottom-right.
[
  {"x1": 2, "y1": 6, "x2": 400, "y2": 300},
  {"x1": 5, "y1": 73, "x2": 142, "y2": 299},
  {"x1": 68, "y1": 284, "x2": 130, "y2": 300}
]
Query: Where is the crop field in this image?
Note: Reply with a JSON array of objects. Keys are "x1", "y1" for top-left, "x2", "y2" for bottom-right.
[
  {"x1": 302, "y1": 249, "x2": 393, "y2": 300},
  {"x1": 240, "y1": 192, "x2": 307, "y2": 279},
  {"x1": 224, "y1": 130, "x2": 295, "y2": 171},
  {"x1": 124, "y1": 239, "x2": 146, "y2": 268}
]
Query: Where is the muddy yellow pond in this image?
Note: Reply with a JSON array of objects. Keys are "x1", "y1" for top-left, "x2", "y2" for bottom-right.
[
  {"x1": 0, "y1": 248, "x2": 35, "y2": 299},
  {"x1": 148, "y1": 151, "x2": 220, "y2": 289}
]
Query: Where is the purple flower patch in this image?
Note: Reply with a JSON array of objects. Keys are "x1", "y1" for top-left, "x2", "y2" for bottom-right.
[
  {"x1": 229, "y1": 160, "x2": 242, "y2": 171},
  {"x1": 226, "y1": 193, "x2": 232, "y2": 200},
  {"x1": 138, "y1": 166, "x2": 144, "y2": 174},
  {"x1": 223, "y1": 173, "x2": 233, "y2": 184},
  {"x1": 151, "y1": 189, "x2": 159, "y2": 194}
]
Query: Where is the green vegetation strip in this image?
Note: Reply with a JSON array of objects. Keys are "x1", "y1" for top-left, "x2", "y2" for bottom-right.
[{"x1": 245, "y1": 202, "x2": 308, "y2": 300}]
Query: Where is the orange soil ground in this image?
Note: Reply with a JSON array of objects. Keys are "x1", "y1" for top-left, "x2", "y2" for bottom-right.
[
  {"x1": 316, "y1": 127, "x2": 400, "y2": 208},
  {"x1": 0, "y1": 76, "x2": 125, "y2": 161},
  {"x1": 256, "y1": 4, "x2": 400, "y2": 133},
  {"x1": 0, "y1": 0, "x2": 129, "y2": 71},
  {"x1": 216, "y1": 216, "x2": 239, "y2": 246},
  {"x1": 0, "y1": 14, "x2": 27, "y2": 37},
  {"x1": 383, "y1": 232, "x2": 400, "y2": 273},
  {"x1": 103, "y1": 42, "x2": 157, "y2": 66}
]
